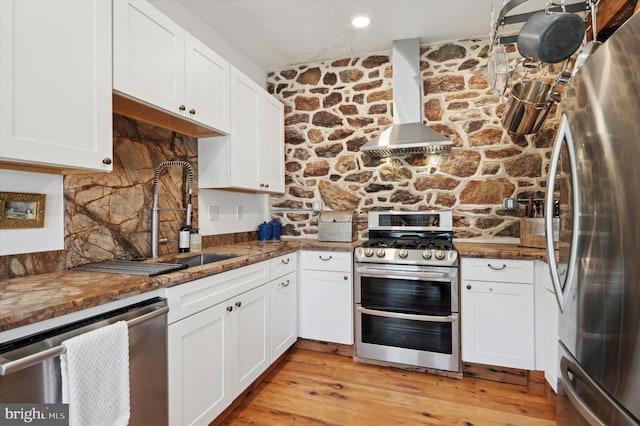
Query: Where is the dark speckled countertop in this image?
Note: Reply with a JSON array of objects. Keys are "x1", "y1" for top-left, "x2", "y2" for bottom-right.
[{"x1": 0, "y1": 238, "x2": 544, "y2": 333}]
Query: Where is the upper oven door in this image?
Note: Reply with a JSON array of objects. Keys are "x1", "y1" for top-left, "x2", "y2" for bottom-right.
[{"x1": 355, "y1": 264, "x2": 458, "y2": 314}]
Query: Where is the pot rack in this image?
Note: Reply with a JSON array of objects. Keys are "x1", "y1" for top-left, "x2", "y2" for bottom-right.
[{"x1": 490, "y1": 0, "x2": 591, "y2": 46}]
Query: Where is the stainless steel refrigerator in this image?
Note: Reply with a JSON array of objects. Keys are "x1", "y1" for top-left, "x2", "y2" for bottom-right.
[{"x1": 545, "y1": 10, "x2": 640, "y2": 426}]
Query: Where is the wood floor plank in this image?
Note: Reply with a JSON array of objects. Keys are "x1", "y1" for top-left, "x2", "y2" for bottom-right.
[{"x1": 219, "y1": 349, "x2": 557, "y2": 425}]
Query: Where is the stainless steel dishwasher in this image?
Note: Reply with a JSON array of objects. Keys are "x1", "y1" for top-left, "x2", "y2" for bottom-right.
[{"x1": 0, "y1": 296, "x2": 168, "y2": 425}]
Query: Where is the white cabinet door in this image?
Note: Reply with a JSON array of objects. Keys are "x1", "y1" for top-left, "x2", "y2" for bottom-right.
[
  {"x1": 270, "y1": 271, "x2": 297, "y2": 362},
  {"x1": 298, "y1": 269, "x2": 354, "y2": 345},
  {"x1": 168, "y1": 302, "x2": 232, "y2": 426},
  {"x1": 229, "y1": 284, "x2": 270, "y2": 396},
  {"x1": 229, "y1": 69, "x2": 261, "y2": 189},
  {"x1": 544, "y1": 287, "x2": 559, "y2": 391},
  {"x1": 113, "y1": 0, "x2": 185, "y2": 118},
  {"x1": 198, "y1": 67, "x2": 284, "y2": 193},
  {"x1": 0, "y1": 0, "x2": 112, "y2": 171},
  {"x1": 184, "y1": 35, "x2": 230, "y2": 133},
  {"x1": 260, "y1": 93, "x2": 285, "y2": 193},
  {"x1": 461, "y1": 280, "x2": 535, "y2": 369},
  {"x1": 113, "y1": 0, "x2": 229, "y2": 133}
]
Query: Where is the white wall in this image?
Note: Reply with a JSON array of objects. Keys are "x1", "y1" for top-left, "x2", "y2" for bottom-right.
[
  {"x1": 0, "y1": 170, "x2": 64, "y2": 255},
  {"x1": 198, "y1": 189, "x2": 268, "y2": 235},
  {"x1": 148, "y1": 0, "x2": 267, "y2": 85}
]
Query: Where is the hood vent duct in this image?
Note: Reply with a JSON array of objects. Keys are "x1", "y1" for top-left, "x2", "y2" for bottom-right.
[{"x1": 359, "y1": 38, "x2": 453, "y2": 157}]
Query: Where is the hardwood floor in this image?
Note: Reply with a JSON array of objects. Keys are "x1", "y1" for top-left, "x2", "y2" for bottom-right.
[{"x1": 219, "y1": 348, "x2": 557, "y2": 425}]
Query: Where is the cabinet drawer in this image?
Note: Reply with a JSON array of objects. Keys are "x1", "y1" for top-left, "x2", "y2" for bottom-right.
[
  {"x1": 299, "y1": 250, "x2": 352, "y2": 272},
  {"x1": 461, "y1": 258, "x2": 534, "y2": 284},
  {"x1": 270, "y1": 252, "x2": 297, "y2": 279},
  {"x1": 166, "y1": 260, "x2": 269, "y2": 324}
]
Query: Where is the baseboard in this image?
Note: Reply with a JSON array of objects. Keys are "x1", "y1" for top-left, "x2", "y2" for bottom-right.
[
  {"x1": 294, "y1": 338, "x2": 355, "y2": 357},
  {"x1": 463, "y1": 361, "x2": 548, "y2": 395}
]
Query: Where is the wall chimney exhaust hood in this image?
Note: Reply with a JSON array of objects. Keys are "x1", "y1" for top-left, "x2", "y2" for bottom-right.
[{"x1": 359, "y1": 38, "x2": 453, "y2": 157}]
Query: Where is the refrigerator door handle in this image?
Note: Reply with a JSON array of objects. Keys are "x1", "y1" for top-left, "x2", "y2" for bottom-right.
[{"x1": 545, "y1": 114, "x2": 580, "y2": 312}]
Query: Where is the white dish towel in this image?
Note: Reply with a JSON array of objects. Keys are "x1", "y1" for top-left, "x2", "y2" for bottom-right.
[{"x1": 61, "y1": 320, "x2": 130, "y2": 426}]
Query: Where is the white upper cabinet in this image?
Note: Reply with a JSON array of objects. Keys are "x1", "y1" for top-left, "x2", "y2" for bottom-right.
[
  {"x1": 0, "y1": 0, "x2": 113, "y2": 172},
  {"x1": 113, "y1": 0, "x2": 230, "y2": 134},
  {"x1": 198, "y1": 67, "x2": 284, "y2": 193}
]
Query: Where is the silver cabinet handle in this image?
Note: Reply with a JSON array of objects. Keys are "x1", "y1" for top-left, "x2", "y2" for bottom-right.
[
  {"x1": 487, "y1": 263, "x2": 506, "y2": 270},
  {"x1": 0, "y1": 305, "x2": 168, "y2": 376},
  {"x1": 281, "y1": 258, "x2": 290, "y2": 265},
  {"x1": 319, "y1": 255, "x2": 332, "y2": 261},
  {"x1": 344, "y1": 275, "x2": 349, "y2": 280}
]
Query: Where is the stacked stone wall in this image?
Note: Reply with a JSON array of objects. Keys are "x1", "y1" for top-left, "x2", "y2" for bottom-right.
[{"x1": 267, "y1": 40, "x2": 559, "y2": 241}]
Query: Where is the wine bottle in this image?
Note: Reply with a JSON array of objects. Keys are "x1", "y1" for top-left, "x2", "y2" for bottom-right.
[{"x1": 179, "y1": 222, "x2": 191, "y2": 252}]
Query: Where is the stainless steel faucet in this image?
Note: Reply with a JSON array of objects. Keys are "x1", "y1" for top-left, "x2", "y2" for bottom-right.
[{"x1": 151, "y1": 160, "x2": 194, "y2": 258}]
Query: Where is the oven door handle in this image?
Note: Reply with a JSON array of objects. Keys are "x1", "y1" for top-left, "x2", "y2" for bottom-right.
[
  {"x1": 356, "y1": 267, "x2": 456, "y2": 281},
  {"x1": 356, "y1": 306, "x2": 457, "y2": 323}
]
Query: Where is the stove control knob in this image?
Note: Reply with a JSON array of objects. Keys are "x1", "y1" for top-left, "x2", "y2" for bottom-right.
[
  {"x1": 398, "y1": 249, "x2": 409, "y2": 258},
  {"x1": 376, "y1": 248, "x2": 386, "y2": 258},
  {"x1": 364, "y1": 248, "x2": 374, "y2": 257},
  {"x1": 422, "y1": 250, "x2": 433, "y2": 260},
  {"x1": 435, "y1": 250, "x2": 446, "y2": 260}
]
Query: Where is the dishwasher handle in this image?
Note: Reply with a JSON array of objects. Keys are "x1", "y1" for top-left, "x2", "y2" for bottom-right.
[{"x1": 0, "y1": 304, "x2": 168, "y2": 376}]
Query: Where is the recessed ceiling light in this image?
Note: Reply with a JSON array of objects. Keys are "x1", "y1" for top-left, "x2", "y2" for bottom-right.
[{"x1": 351, "y1": 16, "x2": 370, "y2": 28}]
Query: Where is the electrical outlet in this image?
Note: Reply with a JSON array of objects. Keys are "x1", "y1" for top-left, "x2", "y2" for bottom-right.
[
  {"x1": 236, "y1": 205, "x2": 243, "y2": 220},
  {"x1": 502, "y1": 197, "x2": 517, "y2": 211},
  {"x1": 208, "y1": 205, "x2": 219, "y2": 221}
]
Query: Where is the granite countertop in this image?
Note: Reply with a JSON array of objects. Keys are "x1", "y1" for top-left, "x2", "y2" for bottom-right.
[
  {"x1": 0, "y1": 238, "x2": 543, "y2": 333},
  {"x1": 454, "y1": 242, "x2": 547, "y2": 261},
  {"x1": 0, "y1": 239, "x2": 358, "y2": 333}
]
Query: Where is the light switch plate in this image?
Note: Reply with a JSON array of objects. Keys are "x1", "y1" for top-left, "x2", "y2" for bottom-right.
[
  {"x1": 502, "y1": 197, "x2": 517, "y2": 210},
  {"x1": 208, "y1": 205, "x2": 220, "y2": 221}
]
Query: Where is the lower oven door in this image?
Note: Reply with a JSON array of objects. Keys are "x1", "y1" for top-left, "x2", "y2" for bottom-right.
[{"x1": 355, "y1": 264, "x2": 460, "y2": 372}]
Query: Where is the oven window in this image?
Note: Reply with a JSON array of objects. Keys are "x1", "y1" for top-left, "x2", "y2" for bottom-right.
[
  {"x1": 360, "y1": 276, "x2": 451, "y2": 315},
  {"x1": 361, "y1": 314, "x2": 453, "y2": 354}
]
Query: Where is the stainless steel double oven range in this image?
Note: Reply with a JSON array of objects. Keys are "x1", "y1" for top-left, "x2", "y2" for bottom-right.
[{"x1": 354, "y1": 210, "x2": 460, "y2": 373}]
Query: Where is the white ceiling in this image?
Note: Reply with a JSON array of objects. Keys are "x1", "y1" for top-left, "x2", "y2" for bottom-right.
[{"x1": 179, "y1": 0, "x2": 587, "y2": 72}]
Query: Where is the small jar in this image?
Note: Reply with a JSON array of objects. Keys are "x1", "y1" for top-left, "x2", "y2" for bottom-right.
[{"x1": 190, "y1": 229, "x2": 202, "y2": 252}]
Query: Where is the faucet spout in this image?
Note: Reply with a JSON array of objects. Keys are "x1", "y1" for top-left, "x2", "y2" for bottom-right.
[{"x1": 151, "y1": 160, "x2": 194, "y2": 258}]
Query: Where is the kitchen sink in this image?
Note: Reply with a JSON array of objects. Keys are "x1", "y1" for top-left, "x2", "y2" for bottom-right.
[{"x1": 172, "y1": 252, "x2": 239, "y2": 268}]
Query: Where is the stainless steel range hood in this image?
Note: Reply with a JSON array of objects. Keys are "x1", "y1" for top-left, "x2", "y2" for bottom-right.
[{"x1": 360, "y1": 38, "x2": 453, "y2": 157}]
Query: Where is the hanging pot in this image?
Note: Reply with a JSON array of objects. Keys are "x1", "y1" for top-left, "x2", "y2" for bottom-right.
[
  {"x1": 517, "y1": 9, "x2": 586, "y2": 63},
  {"x1": 501, "y1": 80, "x2": 560, "y2": 135}
]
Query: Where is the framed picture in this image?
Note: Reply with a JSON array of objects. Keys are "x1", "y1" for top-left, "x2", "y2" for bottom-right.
[{"x1": 0, "y1": 192, "x2": 46, "y2": 229}]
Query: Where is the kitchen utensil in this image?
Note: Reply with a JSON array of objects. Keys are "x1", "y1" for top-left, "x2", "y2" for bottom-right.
[
  {"x1": 258, "y1": 222, "x2": 272, "y2": 240},
  {"x1": 570, "y1": 0, "x2": 601, "y2": 79},
  {"x1": 487, "y1": 43, "x2": 511, "y2": 97},
  {"x1": 501, "y1": 80, "x2": 560, "y2": 135},
  {"x1": 270, "y1": 219, "x2": 281, "y2": 240},
  {"x1": 517, "y1": 2, "x2": 586, "y2": 63}
]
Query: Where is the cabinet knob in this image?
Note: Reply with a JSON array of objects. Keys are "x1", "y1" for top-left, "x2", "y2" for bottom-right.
[
  {"x1": 226, "y1": 306, "x2": 233, "y2": 312},
  {"x1": 265, "y1": 183, "x2": 269, "y2": 188},
  {"x1": 466, "y1": 284, "x2": 471, "y2": 290},
  {"x1": 235, "y1": 301, "x2": 242, "y2": 308},
  {"x1": 179, "y1": 105, "x2": 186, "y2": 111},
  {"x1": 344, "y1": 275, "x2": 349, "y2": 280},
  {"x1": 282, "y1": 280, "x2": 290, "y2": 287},
  {"x1": 189, "y1": 108, "x2": 196, "y2": 115},
  {"x1": 259, "y1": 183, "x2": 265, "y2": 188},
  {"x1": 102, "y1": 157, "x2": 112, "y2": 165}
]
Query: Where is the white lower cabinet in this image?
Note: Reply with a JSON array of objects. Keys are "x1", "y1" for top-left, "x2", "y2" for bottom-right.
[
  {"x1": 167, "y1": 261, "x2": 271, "y2": 425},
  {"x1": 167, "y1": 253, "x2": 298, "y2": 425},
  {"x1": 168, "y1": 301, "x2": 230, "y2": 426},
  {"x1": 461, "y1": 258, "x2": 535, "y2": 370},
  {"x1": 298, "y1": 250, "x2": 353, "y2": 345},
  {"x1": 270, "y1": 253, "x2": 298, "y2": 362}
]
